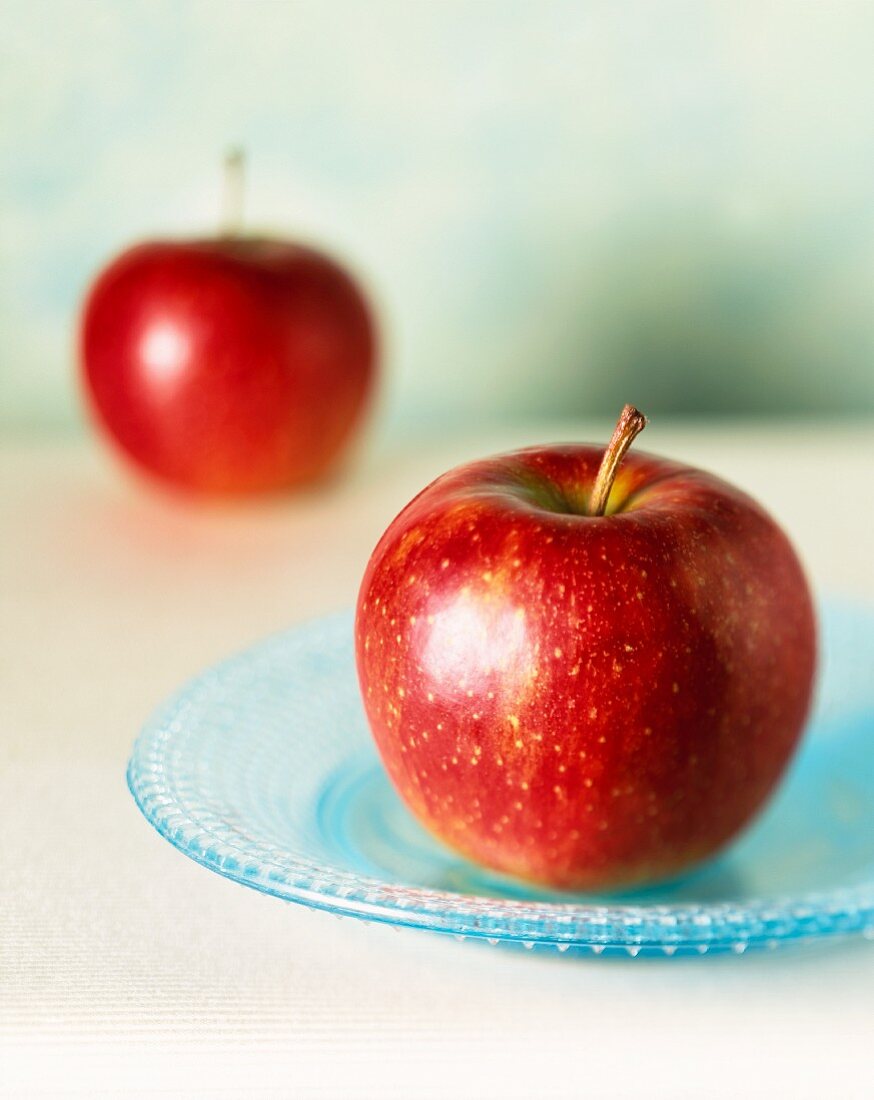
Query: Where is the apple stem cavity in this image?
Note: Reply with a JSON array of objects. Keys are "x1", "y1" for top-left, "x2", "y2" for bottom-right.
[
  {"x1": 221, "y1": 147, "x2": 246, "y2": 237},
  {"x1": 588, "y1": 404, "x2": 648, "y2": 517}
]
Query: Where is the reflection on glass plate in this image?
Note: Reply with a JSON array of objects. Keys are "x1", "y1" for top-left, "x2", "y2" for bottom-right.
[{"x1": 128, "y1": 602, "x2": 874, "y2": 957}]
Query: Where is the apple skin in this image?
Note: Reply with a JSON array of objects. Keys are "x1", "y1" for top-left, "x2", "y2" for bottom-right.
[
  {"x1": 80, "y1": 238, "x2": 376, "y2": 495},
  {"x1": 355, "y1": 444, "x2": 816, "y2": 891}
]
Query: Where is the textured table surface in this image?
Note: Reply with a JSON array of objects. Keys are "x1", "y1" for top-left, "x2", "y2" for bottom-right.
[{"x1": 3, "y1": 420, "x2": 874, "y2": 1099}]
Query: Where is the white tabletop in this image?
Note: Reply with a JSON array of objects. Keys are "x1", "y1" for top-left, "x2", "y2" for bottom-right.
[{"x1": 3, "y1": 420, "x2": 874, "y2": 1099}]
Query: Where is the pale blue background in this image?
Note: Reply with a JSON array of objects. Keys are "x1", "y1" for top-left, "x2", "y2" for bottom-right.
[{"x1": 3, "y1": 0, "x2": 874, "y2": 436}]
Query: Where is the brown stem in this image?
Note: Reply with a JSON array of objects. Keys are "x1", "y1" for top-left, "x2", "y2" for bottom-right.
[
  {"x1": 221, "y1": 147, "x2": 245, "y2": 236},
  {"x1": 588, "y1": 404, "x2": 648, "y2": 516}
]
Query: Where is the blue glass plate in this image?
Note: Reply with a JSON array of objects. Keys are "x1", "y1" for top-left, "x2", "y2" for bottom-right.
[{"x1": 128, "y1": 602, "x2": 874, "y2": 957}]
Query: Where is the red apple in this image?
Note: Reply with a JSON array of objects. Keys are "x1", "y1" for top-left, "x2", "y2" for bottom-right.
[
  {"x1": 355, "y1": 407, "x2": 816, "y2": 890},
  {"x1": 79, "y1": 165, "x2": 376, "y2": 495}
]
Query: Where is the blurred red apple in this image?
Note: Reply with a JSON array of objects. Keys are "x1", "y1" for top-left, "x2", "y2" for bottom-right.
[
  {"x1": 355, "y1": 407, "x2": 816, "y2": 890},
  {"x1": 79, "y1": 160, "x2": 376, "y2": 495}
]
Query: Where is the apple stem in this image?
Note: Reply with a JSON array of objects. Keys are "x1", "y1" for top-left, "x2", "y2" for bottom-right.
[
  {"x1": 588, "y1": 404, "x2": 648, "y2": 516},
  {"x1": 221, "y1": 147, "x2": 245, "y2": 236}
]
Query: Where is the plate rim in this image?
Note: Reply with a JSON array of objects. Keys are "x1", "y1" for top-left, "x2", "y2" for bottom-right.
[{"x1": 127, "y1": 606, "x2": 874, "y2": 956}]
